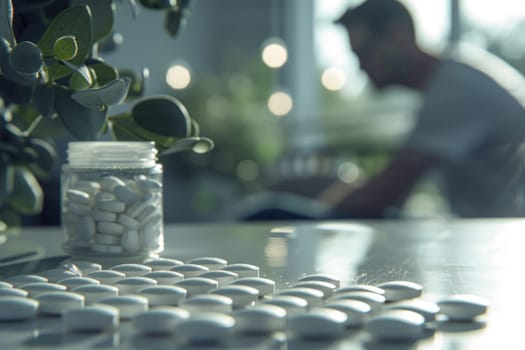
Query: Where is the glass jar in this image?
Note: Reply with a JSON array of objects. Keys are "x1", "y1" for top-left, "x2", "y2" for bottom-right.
[{"x1": 61, "y1": 141, "x2": 163, "y2": 265}]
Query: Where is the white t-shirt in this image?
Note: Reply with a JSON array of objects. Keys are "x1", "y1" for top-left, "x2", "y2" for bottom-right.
[{"x1": 405, "y1": 55, "x2": 525, "y2": 217}]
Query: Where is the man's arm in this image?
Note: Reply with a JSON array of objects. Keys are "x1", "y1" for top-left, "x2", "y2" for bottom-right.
[{"x1": 330, "y1": 147, "x2": 436, "y2": 218}]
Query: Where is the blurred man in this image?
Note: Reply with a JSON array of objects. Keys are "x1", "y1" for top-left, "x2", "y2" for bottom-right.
[{"x1": 330, "y1": 0, "x2": 525, "y2": 218}]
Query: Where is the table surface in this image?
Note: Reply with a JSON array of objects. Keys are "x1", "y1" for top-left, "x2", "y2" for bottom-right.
[{"x1": 0, "y1": 218, "x2": 524, "y2": 349}]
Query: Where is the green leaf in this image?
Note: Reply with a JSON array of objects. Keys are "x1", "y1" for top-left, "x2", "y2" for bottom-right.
[
  {"x1": 69, "y1": 67, "x2": 93, "y2": 91},
  {"x1": 53, "y1": 35, "x2": 78, "y2": 61},
  {"x1": 160, "y1": 137, "x2": 214, "y2": 156},
  {"x1": 89, "y1": 62, "x2": 118, "y2": 86},
  {"x1": 139, "y1": 0, "x2": 177, "y2": 9},
  {"x1": 0, "y1": 44, "x2": 37, "y2": 86},
  {"x1": 0, "y1": 0, "x2": 15, "y2": 46},
  {"x1": 165, "y1": 8, "x2": 183, "y2": 37},
  {"x1": 109, "y1": 114, "x2": 176, "y2": 150},
  {"x1": 7, "y1": 167, "x2": 43, "y2": 215},
  {"x1": 54, "y1": 85, "x2": 108, "y2": 140},
  {"x1": 62, "y1": 61, "x2": 93, "y2": 88},
  {"x1": 11, "y1": 105, "x2": 41, "y2": 132},
  {"x1": 27, "y1": 138, "x2": 57, "y2": 176},
  {"x1": 37, "y1": 6, "x2": 92, "y2": 65},
  {"x1": 119, "y1": 68, "x2": 148, "y2": 98},
  {"x1": 71, "y1": 77, "x2": 130, "y2": 108},
  {"x1": 47, "y1": 63, "x2": 74, "y2": 82},
  {"x1": 0, "y1": 163, "x2": 14, "y2": 206},
  {"x1": 131, "y1": 95, "x2": 190, "y2": 138},
  {"x1": 32, "y1": 83, "x2": 55, "y2": 118},
  {"x1": 9, "y1": 41, "x2": 43, "y2": 74},
  {"x1": 0, "y1": 36, "x2": 11, "y2": 60},
  {"x1": 189, "y1": 119, "x2": 200, "y2": 136},
  {"x1": 71, "y1": 0, "x2": 114, "y2": 43}
]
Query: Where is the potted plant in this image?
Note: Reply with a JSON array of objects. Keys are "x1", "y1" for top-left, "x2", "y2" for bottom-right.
[{"x1": 0, "y1": 0, "x2": 213, "y2": 237}]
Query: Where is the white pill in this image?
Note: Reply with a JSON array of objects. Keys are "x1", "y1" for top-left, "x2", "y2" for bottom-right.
[
  {"x1": 262, "y1": 295, "x2": 308, "y2": 316},
  {"x1": 71, "y1": 180, "x2": 100, "y2": 195},
  {"x1": 174, "y1": 277, "x2": 219, "y2": 297},
  {"x1": 137, "y1": 285, "x2": 187, "y2": 306},
  {"x1": 93, "y1": 191, "x2": 115, "y2": 202},
  {"x1": 59, "y1": 277, "x2": 100, "y2": 290},
  {"x1": 200, "y1": 270, "x2": 238, "y2": 287},
  {"x1": 113, "y1": 185, "x2": 141, "y2": 205},
  {"x1": 387, "y1": 299, "x2": 440, "y2": 322},
  {"x1": 115, "y1": 277, "x2": 157, "y2": 294},
  {"x1": 93, "y1": 244, "x2": 123, "y2": 254},
  {"x1": 187, "y1": 257, "x2": 228, "y2": 270},
  {"x1": 298, "y1": 274, "x2": 340, "y2": 288},
  {"x1": 334, "y1": 284, "x2": 385, "y2": 296},
  {"x1": 36, "y1": 291, "x2": 85, "y2": 315},
  {"x1": 118, "y1": 214, "x2": 140, "y2": 229},
  {"x1": 231, "y1": 277, "x2": 275, "y2": 297},
  {"x1": 111, "y1": 264, "x2": 152, "y2": 277},
  {"x1": 143, "y1": 271, "x2": 184, "y2": 285},
  {"x1": 278, "y1": 288, "x2": 324, "y2": 308},
  {"x1": 122, "y1": 230, "x2": 141, "y2": 253},
  {"x1": 288, "y1": 308, "x2": 348, "y2": 339},
  {"x1": 95, "y1": 233, "x2": 121, "y2": 245},
  {"x1": 0, "y1": 287, "x2": 28, "y2": 297},
  {"x1": 136, "y1": 178, "x2": 162, "y2": 193},
  {"x1": 175, "y1": 312, "x2": 235, "y2": 344},
  {"x1": 145, "y1": 258, "x2": 183, "y2": 271},
  {"x1": 72, "y1": 284, "x2": 119, "y2": 304},
  {"x1": 66, "y1": 189, "x2": 91, "y2": 205},
  {"x1": 133, "y1": 307, "x2": 189, "y2": 334},
  {"x1": 292, "y1": 281, "x2": 336, "y2": 298},
  {"x1": 62, "y1": 212, "x2": 78, "y2": 225},
  {"x1": 366, "y1": 309, "x2": 425, "y2": 340},
  {"x1": 136, "y1": 206, "x2": 159, "y2": 223},
  {"x1": 211, "y1": 285, "x2": 259, "y2": 308},
  {"x1": 97, "y1": 222, "x2": 125, "y2": 235},
  {"x1": 324, "y1": 299, "x2": 372, "y2": 327},
  {"x1": 6, "y1": 274, "x2": 48, "y2": 286},
  {"x1": 141, "y1": 219, "x2": 161, "y2": 249},
  {"x1": 87, "y1": 270, "x2": 125, "y2": 284},
  {"x1": 97, "y1": 295, "x2": 148, "y2": 319},
  {"x1": 437, "y1": 294, "x2": 490, "y2": 320},
  {"x1": 38, "y1": 268, "x2": 78, "y2": 282},
  {"x1": 222, "y1": 263, "x2": 259, "y2": 278},
  {"x1": 92, "y1": 210, "x2": 117, "y2": 222},
  {"x1": 96, "y1": 199, "x2": 126, "y2": 213},
  {"x1": 67, "y1": 202, "x2": 91, "y2": 216},
  {"x1": 74, "y1": 216, "x2": 96, "y2": 239},
  {"x1": 99, "y1": 176, "x2": 126, "y2": 192},
  {"x1": 181, "y1": 294, "x2": 233, "y2": 314},
  {"x1": 171, "y1": 264, "x2": 209, "y2": 277},
  {"x1": 22, "y1": 282, "x2": 67, "y2": 297},
  {"x1": 234, "y1": 304, "x2": 286, "y2": 334},
  {"x1": 0, "y1": 297, "x2": 39, "y2": 320},
  {"x1": 378, "y1": 281, "x2": 423, "y2": 302},
  {"x1": 64, "y1": 304, "x2": 119, "y2": 332},
  {"x1": 0, "y1": 281, "x2": 12, "y2": 288},
  {"x1": 126, "y1": 193, "x2": 157, "y2": 218},
  {"x1": 65, "y1": 260, "x2": 102, "y2": 274},
  {"x1": 329, "y1": 291, "x2": 386, "y2": 312}
]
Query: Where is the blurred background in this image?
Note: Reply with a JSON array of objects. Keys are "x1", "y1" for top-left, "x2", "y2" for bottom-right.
[{"x1": 36, "y1": 0, "x2": 525, "y2": 223}]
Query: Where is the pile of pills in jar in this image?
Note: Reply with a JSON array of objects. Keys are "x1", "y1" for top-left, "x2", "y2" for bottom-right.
[
  {"x1": 0, "y1": 257, "x2": 491, "y2": 347},
  {"x1": 62, "y1": 175, "x2": 163, "y2": 255}
]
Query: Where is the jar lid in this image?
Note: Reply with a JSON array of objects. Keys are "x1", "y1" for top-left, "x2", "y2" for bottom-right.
[{"x1": 67, "y1": 142, "x2": 157, "y2": 168}]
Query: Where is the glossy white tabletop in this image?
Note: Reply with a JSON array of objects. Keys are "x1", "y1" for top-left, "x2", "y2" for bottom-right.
[{"x1": 0, "y1": 218, "x2": 523, "y2": 349}]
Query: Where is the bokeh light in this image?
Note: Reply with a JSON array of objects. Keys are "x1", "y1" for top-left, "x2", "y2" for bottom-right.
[
  {"x1": 268, "y1": 91, "x2": 293, "y2": 116},
  {"x1": 321, "y1": 67, "x2": 347, "y2": 91},
  {"x1": 166, "y1": 64, "x2": 191, "y2": 90},
  {"x1": 261, "y1": 38, "x2": 288, "y2": 68}
]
